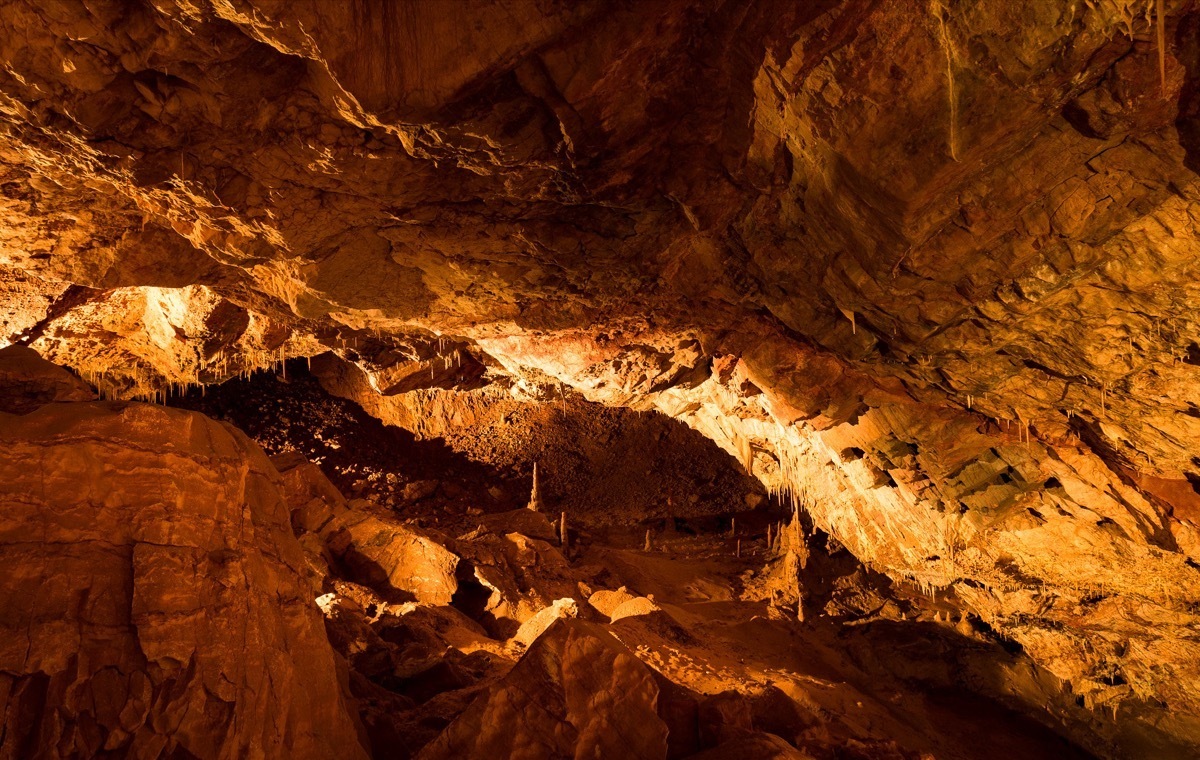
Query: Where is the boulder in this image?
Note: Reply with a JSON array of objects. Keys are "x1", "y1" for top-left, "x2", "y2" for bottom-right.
[
  {"x1": 455, "y1": 531, "x2": 579, "y2": 637},
  {"x1": 418, "y1": 618, "x2": 670, "y2": 760},
  {"x1": 511, "y1": 597, "x2": 580, "y2": 648},
  {"x1": 476, "y1": 507, "x2": 559, "y2": 542},
  {"x1": 610, "y1": 596, "x2": 664, "y2": 623},
  {"x1": 272, "y1": 450, "x2": 351, "y2": 534},
  {"x1": 325, "y1": 506, "x2": 460, "y2": 605},
  {"x1": 589, "y1": 586, "x2": 639, "y2": 618}
]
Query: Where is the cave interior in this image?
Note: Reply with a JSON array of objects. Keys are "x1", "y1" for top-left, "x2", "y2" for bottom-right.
[{"x1": 2, "y1": 1, "x2": 1200, "y2": 759}]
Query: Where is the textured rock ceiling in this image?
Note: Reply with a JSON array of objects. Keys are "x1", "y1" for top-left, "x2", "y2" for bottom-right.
[{"x1": 3, "y1": 0, "x2": 1200, "y2": 750}]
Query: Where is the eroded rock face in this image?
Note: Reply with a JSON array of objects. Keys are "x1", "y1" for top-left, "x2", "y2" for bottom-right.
[
  {"x1": 0, "y1": 343, "x2": 93, "y2": 412},
  {"x1": 3, "y1": 0, "x2": 1200, "y2": 748},
  {"x1": 0, "y1": 400, "x2": 367, "y2": 759},
  {"x1": 418, "y1": 618, "x2": 670, "y2": 760}
]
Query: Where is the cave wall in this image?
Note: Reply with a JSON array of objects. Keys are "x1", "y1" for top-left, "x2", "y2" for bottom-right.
[{"x1": 0, "y1": 347, "x2": 366, "y2": 758}]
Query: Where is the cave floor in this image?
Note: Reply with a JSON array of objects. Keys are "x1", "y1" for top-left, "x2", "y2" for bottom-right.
[{"x1": 165, "y1": 365, "x2": 1100, "y2": 760}]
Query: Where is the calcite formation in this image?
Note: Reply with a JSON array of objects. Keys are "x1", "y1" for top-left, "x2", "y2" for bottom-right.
[{"x1": 2, "y1": 0, "x2": 1200, "y2": 756}]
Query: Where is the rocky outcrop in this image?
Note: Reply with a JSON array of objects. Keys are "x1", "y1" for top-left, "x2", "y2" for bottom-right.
[
  {"x1": 0, "y1": 343, "x2": 93, "y2": 413},
  {"x1": 0, "y1": 400, "x2": 367, "y2": 759},
  {"x1": 418, "y1": 618, "x2": 670, "y2": 760}
]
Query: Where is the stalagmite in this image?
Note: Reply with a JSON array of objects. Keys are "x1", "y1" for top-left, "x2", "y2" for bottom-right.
[
  {"x1": 644, "y1": 529, "x2": 652, "y2": 552},
  {"x1": 560, "y1": 511, "x2": 568, "y2": 550},
  {"x1": 527, "y1": 462, "x2": 543, "y2": 512}
]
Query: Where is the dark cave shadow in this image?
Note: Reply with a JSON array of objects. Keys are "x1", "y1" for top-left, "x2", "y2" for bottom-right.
[
  {"x1": 834, "y1": 617, "x2": 1200, "y2": 760},
  {"x1": 1175, "y1": 9, "x2": 1200, "y2": 173},
  {"x1": 167, "y1": 359, "x2": 523, "y2": 510}
]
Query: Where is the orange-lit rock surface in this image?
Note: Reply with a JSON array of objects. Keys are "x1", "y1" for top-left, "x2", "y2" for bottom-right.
[
  {"x1": 0, "y1": 353, "x2": 1178, "y2": 759},
  {"x1": 419, "y1": 619, "x2": 669, "y2": 760},
  {"x1": 0, "y1": 375, "x2": 366, "y2": 757},
  {"x1": 3, "y1": 1, "x2": 1200, "y2": 756},
  {"x1": 0, "y1": 343, "x2": 94, "y2": 412}
]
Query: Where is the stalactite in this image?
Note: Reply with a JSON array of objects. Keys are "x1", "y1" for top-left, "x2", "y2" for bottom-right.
[
  {"x1": 839, "y1": 308, "x2": 856, "y2": 335},
  {"x1": 737, "y1": 434, "x2": 753, "y2": 473},
  {"x1": 932, "y1": 0, "x2": 960, "y2": 161},
  {"x1": 1157, "y1": 0, "x2": 1167, "y2": 97}
]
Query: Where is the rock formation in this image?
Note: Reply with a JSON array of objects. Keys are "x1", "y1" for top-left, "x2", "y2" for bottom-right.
[
  {"x1": 0, "y1": 351, "x2": 366, "y2": 758},
  {"x1": 418, "y1": 619, "x2": 669, "y2": 760},
  {"x1": 2, "y1": 1, "x2": 1200, "y2": 756},
  {"x1": 0, "y1": 340, "x2": 1185, "y2": 758}
]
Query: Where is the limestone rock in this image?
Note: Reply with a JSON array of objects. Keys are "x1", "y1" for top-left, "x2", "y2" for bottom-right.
[
  {"x1": 418, "y1": 618, "x2": 670, "y2": 760},
  {"x1": 687, "y1": 733, "x2": 814, "y2": 760},
  {"x1": 455, "y1": 530, "x2": 579, "y2": 637},
  {"x1": 273, "y1": 450, "x2": 351, "y2": 535},
  {"x1": 609, "y1": 596, "x2": 664, "y2": 623},
  {"x1": 698, "y1": 691, "x2": 755, "y2": 748},
  {"x1": 511, "y1": 597, "x2": 580, "y2": 648},
  {"x1": 0, "y1": 344, "x2": 93, "y2": 413},
  {"x1": 0, "y1": 401, "x2": 367, "y2": 759},
  {"x1": 476, "y1": 508, "x2": 559, "y2": 543},
  {"x1": 324, "y1": 507, "x2": 460, "y2": 605},
  {"x1": 403, "y1": 479, "x2": 441, "y2": 502},
  {"x1": 589, "y1": 586, "x2": 639, "y2": 618},
  {"x1": 2, "y1": 0, "x2": 1200, "y2": 746}
]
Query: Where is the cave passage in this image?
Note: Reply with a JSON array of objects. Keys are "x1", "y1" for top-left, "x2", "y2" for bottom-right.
[{"x1": 3, "y1": 1, "x2": 1200, "y2": 758}]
